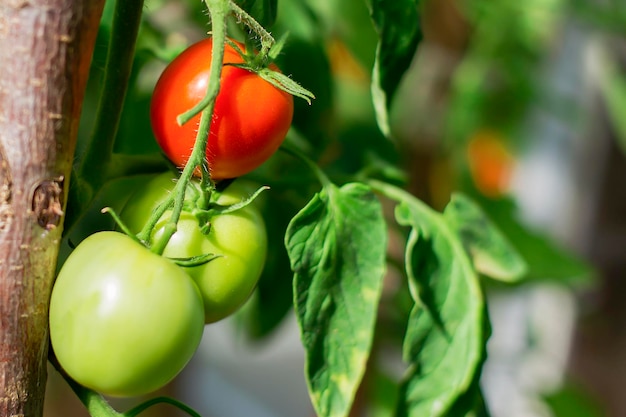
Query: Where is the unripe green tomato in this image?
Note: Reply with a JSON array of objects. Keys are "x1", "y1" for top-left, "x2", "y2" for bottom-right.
[
  {"x1": 121, "y1": 173, "x2": 267, "y2": 323},
  {"x1": 49, "y1": 231, "x2": 204, "y2": 397}
]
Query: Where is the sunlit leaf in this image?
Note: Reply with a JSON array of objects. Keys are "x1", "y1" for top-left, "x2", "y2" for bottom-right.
[
  {"x1": 367, "y1": 181, "x2": 488, "y2": 417},
  {"x1": 366, "y1": 0, "x2": 423, "y2": 138},
  {"x1": 394, "y1": 196, "x2": 487, "y2": 417},
  {"x1": 285, "y1": 183, "x2": 387, "y2": 417},
  {"x1": 444, "y1": 193, "x2": 527, "y2": 282}
]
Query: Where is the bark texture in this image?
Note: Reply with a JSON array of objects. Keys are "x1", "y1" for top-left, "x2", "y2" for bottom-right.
[{"x1": 0, "y1": 1, "x2": 104, "y2": 416}]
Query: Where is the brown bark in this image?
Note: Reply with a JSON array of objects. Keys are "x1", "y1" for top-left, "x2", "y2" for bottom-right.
[{"x1": 0, "y1": 1, "x2": 104, "y2": 416}]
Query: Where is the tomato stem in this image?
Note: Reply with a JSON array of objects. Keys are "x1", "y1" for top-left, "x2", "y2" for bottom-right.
[
  {"x1": 122, "y1": 396, "x2": 203, "y2": 417},
  {"x1": 100, "y1": 207, "x2": 144, "y2": 246},
  {"x1": 178, "y1": 0, "x2": 316, "y2": 126},
  {"x1": 141, "y1": 0, "x2": 229, "y2": 254},
  {"x1": 228, "y1": 0, "x2": 274, "y2": 56},
  {"x1": 64, "y1": 0, "x2": 147, "y2": 236},
  {"x1": 50, "y1": 353, "x2": 122, "y2": 417},
  {"x1": 78, "y1": 0, "x2": 146, "y2": 202},
  {"x1": 53, "y1": 347, "x2": 204, "y2": 417},
  {"x1": 367, "y1": 179, "x2": 433, "y2": 214},
  {"x1": 280, "y1": 145, "x2": 332, "y2": 188},
  {"x1": 176, "y1": 0, "x2": 231, "y2": 127}
]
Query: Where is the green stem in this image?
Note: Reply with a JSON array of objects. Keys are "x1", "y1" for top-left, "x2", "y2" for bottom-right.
[
  {"x1": 101, "y1": 207, "x2": 144, "y2": 245},
  {"x1": 51, "y1": 354, "x2": 202, "y2": 417},
  {"x1": 123, "y1": 397, "x2": 202, "y2": 417},
  {"x1": 228, "y1": 0, "x2": 274, "y2": 55},
  {"x1": 177, "y1": 0, "x2": 231, "y2": 126},
  {"x1": 79, "y1": 0, "x2": 145, "y2": 191},
  {"x1": 139, "y1": 0, "x2": 230, "y2": 254},
  {"x1": 280, "y1": 145, "x2": 332, "y2": 188},
  {"x1": 49, "y1": 355, "x2": 121, "y2": 417},
  {"x1": 198, "y1": 163, "x2": 213, "y2": 210},
  {"x1": 367, "y1": 179, "x2": 432, "y2": 213},
  {"x1": 64, "y1": 0, "x2": 145, "y2": 235},
  {"x1": 177, "y1": 0, "x2": 284, "y2": 126}
]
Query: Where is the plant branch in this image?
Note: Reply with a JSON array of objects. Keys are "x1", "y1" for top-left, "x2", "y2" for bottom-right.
[
  {"x1": 51, "y1": 352, "x2": 203, "y2": 417},
  {"x1": 123, "y1": 397, "x2": 203, "y2": 417},
  {"x1": 79, "y1": 0, "x2": 145, "y2": 190},
  {"x1": 50, "y1": 354, "x2": 122, "y2": 417},
  {"x1": 176, "y1": 1, "x2": 231, "y2": 126},
  {"x1": 138, "y1": 0, "x2": 230, "y2": 253},
  {"x1": 367, "y1": 179, "x2": 432, "y2": 214},
  {"x1": 64, "y1": 0, "x2": 146, "y2": 236},
  {"x1": 228, "y1": 0, "x2": 275, "y2": 55},
  {"x1": 280, "y1": 144, "x2": 332, "y2": 188}
]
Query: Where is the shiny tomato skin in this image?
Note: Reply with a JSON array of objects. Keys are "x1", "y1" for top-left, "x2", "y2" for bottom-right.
[
  {"x1": 49, "y1": 231, "x2": 204, "y2": 397},
  {"x1": 150, "y1": 38, "x2": 294, "y2": 180},
  {"x1": 121, "y1": 173, "x2": 268, "y2": 323}
]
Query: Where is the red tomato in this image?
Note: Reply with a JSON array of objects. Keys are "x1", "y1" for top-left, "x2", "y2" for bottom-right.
[{"x1": 150, "y1": 38, "x2": 294, "y2": 180}]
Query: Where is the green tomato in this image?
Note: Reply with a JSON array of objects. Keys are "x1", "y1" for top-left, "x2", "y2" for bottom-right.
[
  {"x1": 121, "y1": 173, "x2": 268, "y2": 323},
  {"x1": 49, "y1": 231, "x2": 204, "y2": 397}
]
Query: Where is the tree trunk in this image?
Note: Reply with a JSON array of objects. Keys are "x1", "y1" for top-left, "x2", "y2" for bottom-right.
[{"x1": 0, "y1": 1, "x2": 104, "y2": 416}]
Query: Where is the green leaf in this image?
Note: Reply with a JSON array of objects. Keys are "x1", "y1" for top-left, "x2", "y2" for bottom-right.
[
  {"x1": 443, "y1": 193, "x2": 527, "y2": 282},
  {"x1": 366, "y1": 0, "x2": 423, "y2": 138},
  {"x1": 393, "y1": 196, "x2": 487, "y2": 417},
  {"x1": 285, "y1": 183, "x2": 387, "y2": 417},
  {"x1": 366, "y1": 181, "x2": 488, "y2": 417}
]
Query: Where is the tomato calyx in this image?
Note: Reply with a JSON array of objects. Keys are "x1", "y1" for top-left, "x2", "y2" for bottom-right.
[
  {"x1": 189, "y1": 182, "x2": 269, "y2": 236},
  {"x1": 104, "y1": 176, "x2": 268, "y2": 269},
  {"x1": 225, "y1": 34, "x2": 316, "y2": 104},
  {"x1": 169, "y1": 252, "x2": 221, "y2": 268}
]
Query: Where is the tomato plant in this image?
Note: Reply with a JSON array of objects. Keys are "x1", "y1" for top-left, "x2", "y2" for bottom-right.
[
  {"x1": 121, "y1": 173, "x2": 268, "y2": 323},
  {"x1": 49, "y1": 231, "x2": 205, "y2": 397},
  {"x1": 34, "y1": 0, "x2": 606, "y2": 416},
  {"x1": 150, "y1": 37, "x2": 294, "y2": 180}
]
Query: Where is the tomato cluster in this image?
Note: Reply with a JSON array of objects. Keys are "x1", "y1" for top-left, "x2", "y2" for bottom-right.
[
  {"x1": 49, "y1": 176, "x2": 267, "y2": 396},
  {"x1": 49, "y1": 35, "x2": 287, "y2": 398}
]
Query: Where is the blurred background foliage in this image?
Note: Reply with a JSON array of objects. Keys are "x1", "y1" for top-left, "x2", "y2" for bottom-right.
[{"x1": 47, "y1": 0, "x2": 626, "y2": 416}]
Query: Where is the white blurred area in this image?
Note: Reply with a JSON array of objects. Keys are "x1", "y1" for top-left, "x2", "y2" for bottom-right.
[
  {"x1": 483, "y1": 286, "x2": 579, "y2": 417},
  {"x1": 483, "y1": 21, "x2": 609, "y2": 417},
  {"x1": 178, "y1": 313, "x2": 314, "y2": 417}
]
